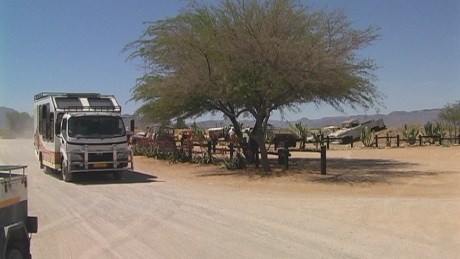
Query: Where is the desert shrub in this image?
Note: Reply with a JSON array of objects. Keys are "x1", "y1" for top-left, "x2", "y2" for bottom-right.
[
  {"x1": 192, "y1": 152, "x2": 214, "y2": 164},
  {"x1": 224, "y1": 152, "x2": 247, "y2": 170},
  {"x1": 170, "y1": 148, "x2": 192, "y2": 164}
]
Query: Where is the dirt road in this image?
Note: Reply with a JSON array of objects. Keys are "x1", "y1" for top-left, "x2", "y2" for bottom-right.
[{"x1": 1, "y1": 139, "x2": 459, "y2": 258}]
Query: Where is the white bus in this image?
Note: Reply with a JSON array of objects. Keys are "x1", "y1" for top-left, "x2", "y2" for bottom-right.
[{"x1": 33, "y1": 92, "x2": 133, "y2": 182}]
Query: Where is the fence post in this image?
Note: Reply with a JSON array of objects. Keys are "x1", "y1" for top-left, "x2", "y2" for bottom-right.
[
  {"x1": 326, "y1": 136, "x2": 330, "y2": 150},
  {"x1": 284, "y1": 148, "x2": 289, "y2": 170},
  {"x1": 439, "y1": 135, "x2": 442, "y2": 145},
  {"x1": 419, "y1": 135, "x2": 422, "y2": 146},
  {"x1": 321, "y1": 146, "x2": 326, "y2": 175},
  {"x1": 207, "y1": 141, "x2": 212, "y2": 157},
  {"x1": 229, "y1": 143, "x2": 234, "y2": 160},
  {"x1": 375, "y1": 135, "x2": 379, "y2": 148},
  {"x1": 397, "y1": 135, "x2": 400, "y2": 147},
  {"x1": 255, "y1": 147, "x2": 259, "y2": 169}
]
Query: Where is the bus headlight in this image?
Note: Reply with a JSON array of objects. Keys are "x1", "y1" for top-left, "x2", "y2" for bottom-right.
[
  {"x1": 117, "y1": 151, "x2": 128, "y2": 160},
  {"x1": 70, "y1": 153, "x2": 84, "y2": 162}
]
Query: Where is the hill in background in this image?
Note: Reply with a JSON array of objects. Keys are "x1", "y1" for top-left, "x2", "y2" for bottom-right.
[
  {"x1": 0, "y1": 106, "x2": 18, "y2": 129},
  {"x1": 0, "y1": 106, "x2": 34, "y2": 138},
  {"x1": 0, "y1": 106, "x2": 442, "y2": 134},
  {"x1": 193, "y1": 109, "x2": 442, "y2": 129}
]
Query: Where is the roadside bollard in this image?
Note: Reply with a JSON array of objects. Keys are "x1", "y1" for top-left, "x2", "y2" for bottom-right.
[{"x1": 321, "y1": 145, "x2": 326, "y2": 175}]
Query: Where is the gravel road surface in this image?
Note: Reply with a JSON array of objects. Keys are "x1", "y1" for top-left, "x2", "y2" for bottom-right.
[{"x1": 0, "y1": 139, "x2": 458, "y2": 258}]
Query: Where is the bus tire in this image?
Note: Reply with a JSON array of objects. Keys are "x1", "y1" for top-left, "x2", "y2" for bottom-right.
[
  {"x1": 5, "y1": 246, "x2": 25, "y2": 259},
  {"x1": 39, "y1": 153, "x2": 44, "y2": 169},
  {"x1": 61, "y1": 159, "x2": 73, "y2": 182}
]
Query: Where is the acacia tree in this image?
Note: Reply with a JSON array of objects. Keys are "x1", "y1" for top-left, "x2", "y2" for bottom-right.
[
  {"x1": 125, "y1": 0, "x2": 383, "y2": 172},
  {"x1": 439, "y1": 101, "x2": 460, "y2": 138}
]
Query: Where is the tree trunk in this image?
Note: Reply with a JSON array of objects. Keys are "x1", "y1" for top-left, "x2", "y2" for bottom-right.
[
  {"x1": 249, "y1": 114, "x2": 272, "y2": 173},
  {"x1": 257, "y1": 137, "x2": 271, "y2": 173}
]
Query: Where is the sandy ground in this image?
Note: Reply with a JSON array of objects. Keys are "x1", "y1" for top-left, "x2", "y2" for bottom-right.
[
  {"x1": 132, "y1": 145, "x2": 460, "y2": 258},
  {"x1": 1, "y1": 139, "x2": 459, "y2": 258},
  {"x1": 136, "y1": 145, "x2": 460, "y2": 198}
]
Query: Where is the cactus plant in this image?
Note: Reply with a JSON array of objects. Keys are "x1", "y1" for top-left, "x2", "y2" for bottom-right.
[
  {"x1": 289, "y1": 122, "x2": 309, "y2": 150},
  {"x1": 360, "y1": 126, "x2": 373, "y2": 147},
  {"x1": 386, "y1": 132, "x2": 392, "y2": 147},
  {"x1": 403, "y1": 124, "x2": 419, "y2": 145}
]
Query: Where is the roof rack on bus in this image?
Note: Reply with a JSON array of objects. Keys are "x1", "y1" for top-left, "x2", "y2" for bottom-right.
[
  {"x1": 34, "y1": 92, "x2": 102, "y2": 101},
  {"x1": 62, "y1": 106, "x2": 121, "y2": 112}
]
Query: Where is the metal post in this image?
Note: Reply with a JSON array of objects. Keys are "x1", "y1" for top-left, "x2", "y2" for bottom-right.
[
  {"x1": 321, "y1": 146, "x2": 326, "y2": 175},
  {"x1": 419, "y1": 135, "x2": 422, "y2": 146},
  {"x1": 326, "y1": 136, "x2": 330, "y2": 150},
  {"x1": 397, "y1": 135, "x2": 400, "y2": 147}
]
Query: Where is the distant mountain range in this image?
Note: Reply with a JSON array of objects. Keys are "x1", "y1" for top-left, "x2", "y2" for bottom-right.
[
  {"x1": 194, "y1": 108, "x2": 443, "y2": 129},
  {"x1": 0, "y1": 106, "x2": 442, "y2": 130},
  {"x1": 0, "y1": 106, "x2": 18, "y2": 129}
]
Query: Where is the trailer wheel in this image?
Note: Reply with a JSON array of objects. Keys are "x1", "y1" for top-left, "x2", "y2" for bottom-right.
[
  {"x1": 5, "y1": 246, "x2": 25, "y2": 259},
  {"x1": 61, "y1": 159, "x2": 73, "y2": 182}
]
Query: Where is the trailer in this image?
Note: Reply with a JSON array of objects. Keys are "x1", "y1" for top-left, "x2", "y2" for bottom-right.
[
  {"x1": 33, "y1": 92, "x2": 134, "y2": 182},
  {"x1": 0, "y1": 165, "x2": 38, "y2": 259}
]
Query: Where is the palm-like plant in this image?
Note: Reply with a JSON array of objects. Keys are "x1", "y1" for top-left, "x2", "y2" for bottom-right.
[
  {"x1": 289, "y1": 122, "x2": 309, "y2": 150},
  {"x1": 403, "y1": 124, "x2": 419, "y2": 145}
]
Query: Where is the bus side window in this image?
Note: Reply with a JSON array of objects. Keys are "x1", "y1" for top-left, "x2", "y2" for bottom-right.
[{"x1": 49, "y1": 112, "x2": 54, "y2": 141}]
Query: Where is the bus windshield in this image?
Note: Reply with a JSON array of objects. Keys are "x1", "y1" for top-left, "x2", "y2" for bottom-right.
[{"x1": 68, "y1": 116, "x2": 126, "y2": 138}]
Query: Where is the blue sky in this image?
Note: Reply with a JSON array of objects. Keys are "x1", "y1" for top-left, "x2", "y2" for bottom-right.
[{"x1": 1, "y1": 0, "x2": 459, "y2": 121}]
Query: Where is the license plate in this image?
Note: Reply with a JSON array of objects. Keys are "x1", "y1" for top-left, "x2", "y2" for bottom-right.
[{"x1": 93, "y1": 163, "x2": 107, "y2": 168}]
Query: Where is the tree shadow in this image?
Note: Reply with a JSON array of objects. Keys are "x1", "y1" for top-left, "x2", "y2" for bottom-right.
[
  {"x1": 279, "y1": 157, "x2": 440, "y2": 184},
  {"x1": 192, "y1": 156, "x2": 446, "y2": 185}
]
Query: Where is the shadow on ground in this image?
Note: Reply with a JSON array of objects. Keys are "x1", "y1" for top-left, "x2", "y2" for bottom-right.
[
  {"x1": 47, "y1": 169, "x2": 160, "y2": 185},
  {"x1": 195, "y1": 156, "x2": 443, "y2": 185}
]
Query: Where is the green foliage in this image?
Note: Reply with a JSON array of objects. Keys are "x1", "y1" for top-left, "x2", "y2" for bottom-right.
[
  {"x1": 386, "y1": 132, "x2": 392, "y2": 147},
  {"x1": 311, "y1": 129, "x2": 324, "y2": 150},
  {"x1": 423, "y1": 121, "x2": 446, "y2": 144},
  {"x1": 439, "y1": 101, "x2": 460, "y2": 126},
  {"x1": 360, "y1": 126, "x2": 374, "y2": 147},
  {"x1": 439, "y1": 101, "x2": 460, "y2": 139},
  {"x1": 403, "y1": 124, "x2": 419, "y2": 145},
  {"x1": 125, "y1": 0, "x2": 382, "y2": 172},
  {"x1": 289, "y1": 122, "x2": 309, "y2": 150},
  {"x1": 224, "y1": 152, "x2": 247, "y2": 170},
  {"x1": 192, "y1": 152, "x2": 214, "y2": 165},
  {"x1": 174, "y1": 118, "x2": 187, "y2": 129}
]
